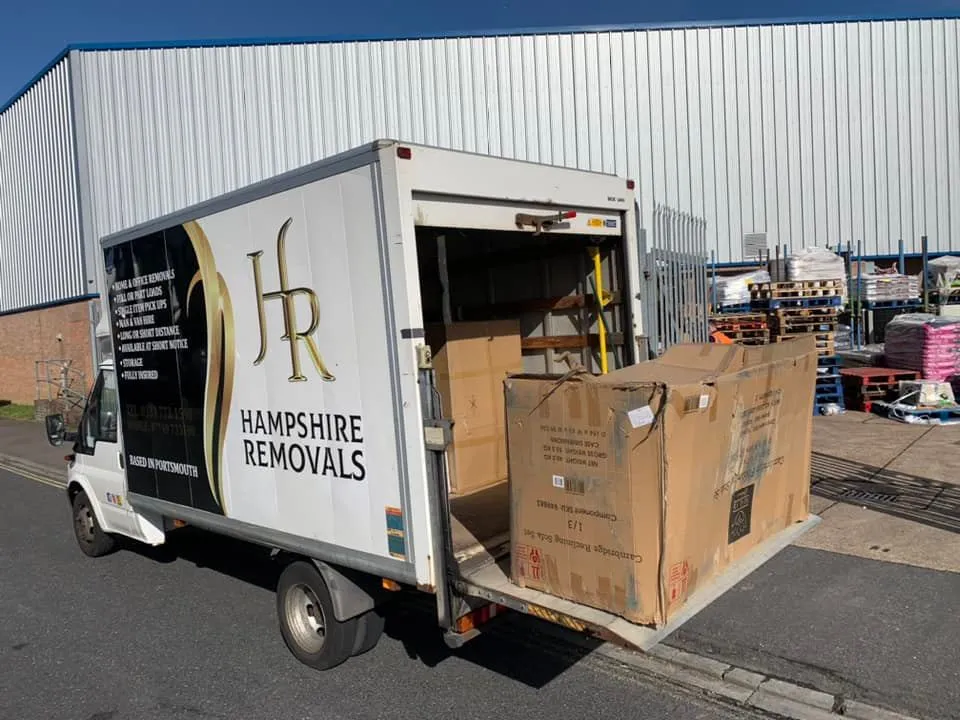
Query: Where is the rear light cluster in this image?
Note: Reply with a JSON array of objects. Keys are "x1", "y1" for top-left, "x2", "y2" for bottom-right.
[{"x1": 455, "y1": 602, "x2": 508, "y2": 634}]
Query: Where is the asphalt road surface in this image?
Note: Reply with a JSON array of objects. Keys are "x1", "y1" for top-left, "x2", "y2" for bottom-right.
[{"x1": 0, "y1": 468, "x2": 763, "y2": 720}]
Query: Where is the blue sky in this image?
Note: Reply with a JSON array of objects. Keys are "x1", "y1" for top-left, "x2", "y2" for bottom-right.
[{"x1": 3, "y1": 0, "x2": 960, "y2": 105}]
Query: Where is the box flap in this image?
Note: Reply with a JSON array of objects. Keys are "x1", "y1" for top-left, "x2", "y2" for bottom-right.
[
  {"x1": 600, "y1": 362, "x2": 724, "y2": 387},
  {"x1": 655, "y1": 343, "x2": 747, "y2": 373},
  {"x1": 596, "y1": 343, "x2": 745, "y2": 386}
]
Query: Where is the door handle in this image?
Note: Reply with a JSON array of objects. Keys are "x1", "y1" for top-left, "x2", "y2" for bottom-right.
[{"x1": 118, "y1": 452, "x2": 125, "y2": 469}]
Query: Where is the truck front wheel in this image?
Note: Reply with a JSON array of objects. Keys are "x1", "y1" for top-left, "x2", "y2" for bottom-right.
[
  {"x1": 276, "y1": 561, "x2": 359, "y2": 670},
  {"x1": 71, "y1": 489, "x2": 116, "y2": 558}
]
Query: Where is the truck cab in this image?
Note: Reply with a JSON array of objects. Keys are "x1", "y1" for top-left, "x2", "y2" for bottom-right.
[{"x1": 45, "y1": 358, "x2": 165, "y2": 556}]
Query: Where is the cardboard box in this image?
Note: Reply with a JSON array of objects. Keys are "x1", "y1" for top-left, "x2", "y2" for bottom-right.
[
  {"x1": 428, "y1": 320, "x2": 523, "y2": 496},
  {"x1": 506, "y1": 337, "x2": 817, "y2": 627}
]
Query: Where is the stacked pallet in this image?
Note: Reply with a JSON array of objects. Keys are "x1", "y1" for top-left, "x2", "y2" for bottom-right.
[
  {"x1": 749, "y1": 280, "x2": 843, "y2": 356},
  {"x1": 747, "y1": 280, "x2": 845, "y2": 414},
  {"x1": 769, "y1": 307, "x2": 839, "y2": 356},
  {"x1": 814, "y1": 356, "x2": 844, "y2": 414},
  {"x1": 749, "y1": 279, "x2": 844, "y2": 311},
  {"x1": 840, "y1": 367, "x2": 920, "y2": 413},
  {"x1": 709, "y1": 313, "x2": 769, "y2": 345}
]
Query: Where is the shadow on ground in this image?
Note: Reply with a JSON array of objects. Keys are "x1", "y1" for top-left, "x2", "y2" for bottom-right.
[
  {"x1": 124, "y1": 527, "x2": 598, "y2": 688},
  {"x1": 811, "y1": 451, "x2": 960, "y2": 533}
]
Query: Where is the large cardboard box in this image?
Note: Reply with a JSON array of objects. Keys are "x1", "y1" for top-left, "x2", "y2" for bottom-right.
[
  {"x1": 506, "y1": 337, "x2": 817, "y2": 627},
  {"x1": 428, "y1": 320, "x2": 523, "y2": 496}
]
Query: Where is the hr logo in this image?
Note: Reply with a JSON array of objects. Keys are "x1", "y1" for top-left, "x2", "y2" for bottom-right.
[{"x1": 248, "y1": 217, "x2": 335, "y2": 382}]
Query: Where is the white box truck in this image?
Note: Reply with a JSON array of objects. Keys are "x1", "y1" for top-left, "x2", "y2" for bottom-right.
[{"x1": 44, "y1": 140, "x2": 815, "y2": 670}]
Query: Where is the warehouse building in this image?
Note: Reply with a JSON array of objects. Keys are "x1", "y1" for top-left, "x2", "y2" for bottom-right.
[{"x1": 1, "y1": 17, "x2": 959, "y2": 405}]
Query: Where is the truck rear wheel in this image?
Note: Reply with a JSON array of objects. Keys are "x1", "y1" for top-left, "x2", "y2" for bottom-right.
[
  {"x1": 71, "y1": 489, "x2": 116, "y2": 557},
  {"x1": 276, "y1": 561, "x2": 359, "y2": 670}
]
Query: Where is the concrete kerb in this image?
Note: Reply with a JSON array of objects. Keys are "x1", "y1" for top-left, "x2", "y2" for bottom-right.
[
  {"x1": 604, "y1": 642, "x2": 920, "y2": 720},
  {"x1": 525, "y1": 619, "x2": 920, "y2": 720}
]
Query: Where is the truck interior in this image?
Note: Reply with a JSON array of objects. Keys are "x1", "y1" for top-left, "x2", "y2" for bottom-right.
[{"x1": 413, "y1": 210, "x2": 634, "y2": 620}]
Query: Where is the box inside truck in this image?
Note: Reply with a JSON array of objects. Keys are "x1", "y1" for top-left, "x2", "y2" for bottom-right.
[{"x1": 413, "y1": 221, "x2": 634, "y2": 583}]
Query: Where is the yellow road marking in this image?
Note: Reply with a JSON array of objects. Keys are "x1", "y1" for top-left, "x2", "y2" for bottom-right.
[{"x1": 0, "y1": 462, "x2": 67, "y2": 490}]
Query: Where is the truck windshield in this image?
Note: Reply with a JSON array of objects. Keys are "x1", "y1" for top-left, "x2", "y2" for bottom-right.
[{"x1": 76, "y1": 370, "x2": 119, "y2": 454}]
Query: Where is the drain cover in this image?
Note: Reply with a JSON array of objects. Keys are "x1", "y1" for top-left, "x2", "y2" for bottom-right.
[{"x1": 838, "y1": 488, "x2": 899, "y2": 504}]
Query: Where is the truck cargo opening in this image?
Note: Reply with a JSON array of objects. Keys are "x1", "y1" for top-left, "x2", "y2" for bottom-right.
[{"x1": 413, "y1": 211, "x2": 633, "y2": 588}]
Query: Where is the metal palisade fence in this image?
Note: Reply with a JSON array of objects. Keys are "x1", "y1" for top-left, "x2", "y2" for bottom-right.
[{"x1": 641, "y1": 203, "x2": 709, "y2": 357}]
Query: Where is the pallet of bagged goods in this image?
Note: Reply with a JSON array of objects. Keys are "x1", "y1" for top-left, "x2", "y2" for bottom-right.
[{"x1": 711, "y1": 269, "x2": 770, "y2": 314}]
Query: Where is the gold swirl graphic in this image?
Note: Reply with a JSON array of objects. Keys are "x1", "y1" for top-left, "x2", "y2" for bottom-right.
[{"x1": 183, "y1": 220, "x2": 236, "y2": 515}]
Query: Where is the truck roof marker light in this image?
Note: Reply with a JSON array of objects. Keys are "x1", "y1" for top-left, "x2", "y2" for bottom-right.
[
  {"x1": 397, "y1": 146, "x2": 412, "y2": 159},
  {"x1": 626, "y1": 179, "x2": 636, "y2": 190}
]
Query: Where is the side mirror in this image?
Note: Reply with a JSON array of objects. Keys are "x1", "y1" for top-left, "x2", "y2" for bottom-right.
[{"x1": 45, "y1": 414, "x2": 66, "y2": 447}]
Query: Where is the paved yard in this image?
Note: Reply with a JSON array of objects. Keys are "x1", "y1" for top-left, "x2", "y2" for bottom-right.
[{"x1": 2, "y1": 411, "x2": 959, "y2": 718}]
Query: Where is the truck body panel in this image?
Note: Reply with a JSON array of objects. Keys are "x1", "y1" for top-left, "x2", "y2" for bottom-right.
[
  {"x1": 94, "y1": 140, "x2": 639, "y2": 597},
  {"x1": 102, "y1": 147, "x2": 424, "y2": 585}
]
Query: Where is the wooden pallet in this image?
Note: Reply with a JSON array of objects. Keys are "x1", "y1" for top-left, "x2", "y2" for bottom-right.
[
  {"x1": 750, "y1": 279, "x2": 844, "y2": 291},
  {"x1": 719, "y1": 328, "x2": 770, "y2": 340},
  {"x1": 714, "y1": 321, "x2": 768, "y2": 332},
  {"x1": 752, "y1": 296, "x2": 843, "y2": 310},
  {"x1": 839, "y1": 368, "x2": 920, "y2": 385},
  {"x1": 710, "y1": 312, "x2": 767, "y2": 329},
  {"x1": 738, "y1": 338, "x2": 770, "y2": 346},
  {"x1": 774, "y1": 332, "x2": 835, "y2": 355},
  {"x1": 712, "y1": 303, "x2": 753, "y2": 314},
  {"x1": 815, "y1": 381, "x2": 844, "y2": 400},
  {"x1": 772, "y1": 321, "x2": 839, "y2": 335},
  {"x1": 773, "y1": 306, "x2": 841, "y2": 319},
  {"x1": 840, "y1": 368, "x2": 919, "y2": 411},
  {"x1": 750, "y1": 286, "x2": 842, "y2": 299}
]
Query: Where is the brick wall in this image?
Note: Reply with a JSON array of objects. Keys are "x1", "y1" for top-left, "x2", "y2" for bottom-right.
[{"x1": 0, "y1": 299, "x2": 94, "y2": 407}]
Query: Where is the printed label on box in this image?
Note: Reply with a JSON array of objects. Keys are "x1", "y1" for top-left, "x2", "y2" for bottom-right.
[
  {"x1": 728, "y1": 484, "x2": 755, "y2": 543},
  {"x1": 627, "y1": 405, "x2": 655, "y2": 428},
  {"x1": 669, "y1": 560, "x2": 690, "y2": 601},
  {"x1": 516, "y1": 543, "x2": 544, "y2": 581}
]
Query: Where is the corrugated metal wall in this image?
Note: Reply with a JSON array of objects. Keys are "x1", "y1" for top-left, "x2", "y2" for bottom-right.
[
  {"x1": 66, "y1": 18, "x2": 960, "y2": 272},
  {"x1": 0, "y1": 57, "x2": 85, "y2": 312}
]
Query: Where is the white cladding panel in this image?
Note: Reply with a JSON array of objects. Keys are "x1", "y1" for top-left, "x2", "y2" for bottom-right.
[
  {"x1": 0, "y1": 57, "x2": 85, "y2": 312},
  {"x1": 70, "y1": 19, "x2": 960, "y2": 268}
]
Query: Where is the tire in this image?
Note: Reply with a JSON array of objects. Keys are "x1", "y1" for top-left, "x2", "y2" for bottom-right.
[
  {"x1": 276, "y1": 561, "x2": 359, "y2": 670},
  {"x1": 71, "y1": 489, "x2": 116, "y2": 558},
  {"x1": 351, "y1": 608, "x2": 386, "y2": 657}
]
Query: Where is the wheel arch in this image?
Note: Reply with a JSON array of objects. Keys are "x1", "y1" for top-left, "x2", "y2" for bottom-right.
[
  {"x1": 66, "y1": 477, "x2": 113, "y2": 532},
  {"x1": 272, "y1": 551, "x2": 388, "y2": 623}
]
